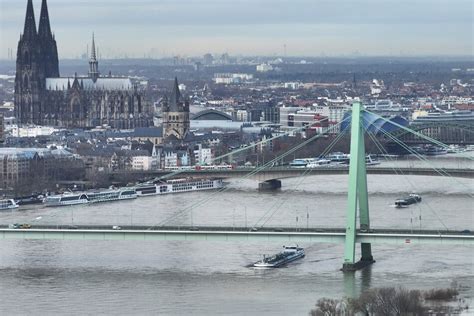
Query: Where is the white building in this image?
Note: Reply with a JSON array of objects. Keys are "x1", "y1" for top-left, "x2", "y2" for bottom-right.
[
  {"x1": 10, "y1": 125, "x2": 59, "y2": 137},
  {"x1": 279, "y1": 107, "x2": 303, "y2": 127},
  {"x1": 163, "y1": 151, "x2": 190, "y2": 168},
  {"x1": 236, "y1": 110, "x2": 249, "y2": 122},
  {"x1": 131, "y1": 156, "x2": 154, "y2": 171},
  {"x1": 284, "y1": 82, "x2": 301, "y2": 90},
  {"x1": 313, "y1": 103, "x2": 350, "y2": 132},
  {"x1": 256, "y1": 63, "x2": 273, "y2": 72},
  {"x1": 213, "y1": 73, "x2": 253, "y2": 84},
  {"x1": 194, "y1": 144, "x2": 213, "y2": 165},
  {"x1": 164, "y1": 151, "x2": 178, "y2": 168},
  {"x1": 370, "y1": 79, "x2": 385, "y2": 95}
]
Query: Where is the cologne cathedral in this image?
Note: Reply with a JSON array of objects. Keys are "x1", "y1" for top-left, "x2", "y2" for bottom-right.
[{"x1": 14, "y1": 0, "x2": 153, "y2": 129}]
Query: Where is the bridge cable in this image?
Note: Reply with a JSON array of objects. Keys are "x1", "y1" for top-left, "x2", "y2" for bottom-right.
[
  {"x1": 154, "y1": 118, "x2": 333, "y2": 182},
  {"x1": 148, "y1": 118, "x2": 351, "y2": 228},
  {"x1": 362, "y1": 118, "x2": 451, "y2": 231},
  {"x1": 252, "y1": 128, "x2": 349, "y2": 229},
  {"x1": 376, "y1": 126, "x2": 474, "y2": 197}
]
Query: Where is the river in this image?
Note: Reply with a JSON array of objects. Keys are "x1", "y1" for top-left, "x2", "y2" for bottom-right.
[{"x1": 0, "y1": 155, "x2": 473, "y2": 315}]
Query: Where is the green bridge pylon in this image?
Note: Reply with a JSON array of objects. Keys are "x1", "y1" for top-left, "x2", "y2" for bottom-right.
[{"x1": 342, "y1": 102, "x2": 375, "y2": 271}]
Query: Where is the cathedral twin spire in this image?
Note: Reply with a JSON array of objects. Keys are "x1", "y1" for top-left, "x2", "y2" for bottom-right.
[
  {"x1": 22, "y1": 0, "x2": 37, "y2": 40},
  {"x1": 23, "y1": 0, "x2": 53, "y2": 40},
  {"x1": 38, "y1": 0, "x2": 52, "y2": 38},
  {"x1": 20, "y1": 0, "x2": 59, "y2": 78}
]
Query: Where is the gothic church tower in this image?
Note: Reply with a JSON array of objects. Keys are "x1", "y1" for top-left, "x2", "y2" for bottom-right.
[
  {"x1": 14, "y1": 0, "x2": 59, "y2": 125},
  {"x1": 162, "y1": 78, "x2": 190, "y2": 140}
]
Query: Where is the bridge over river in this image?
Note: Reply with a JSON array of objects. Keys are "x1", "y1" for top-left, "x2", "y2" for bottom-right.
[
  {"x1": 109, "y1": 166, "x2": 474, "y2": 186},
  {"x1": 1, "y1": 225, "x2": 472, "y2": 246}
]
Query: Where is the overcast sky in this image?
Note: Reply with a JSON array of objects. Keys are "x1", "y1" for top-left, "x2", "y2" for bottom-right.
[{"x1": 0, "y1": 0, "x2": 472, "y2": 59}]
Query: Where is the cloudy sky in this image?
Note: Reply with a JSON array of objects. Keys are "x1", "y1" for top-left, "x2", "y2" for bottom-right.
[{"x1": 0, "y1": 0, "x2": 472, "y2": 59}]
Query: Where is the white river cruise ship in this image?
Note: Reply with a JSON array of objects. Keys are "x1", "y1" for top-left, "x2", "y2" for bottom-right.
[
  {"x1": 135, "y1": 178, "x2": 224, "y2": 196},
  {"x1": 44, "y1": 188, "x2": 137, "y2": 207}
]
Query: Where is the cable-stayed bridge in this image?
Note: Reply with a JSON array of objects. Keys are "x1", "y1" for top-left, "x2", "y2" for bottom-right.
[
  {"x1": 1, "y1": 225, "x2": 472, "y2": 246},
  {"x1": 2, "y1": 103, "x2": 473, "y2": 271}
]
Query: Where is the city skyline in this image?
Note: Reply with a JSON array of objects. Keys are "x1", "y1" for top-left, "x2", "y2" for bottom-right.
[{"x1": 0, "y1": 0, "x2": 472, "y2": 59}]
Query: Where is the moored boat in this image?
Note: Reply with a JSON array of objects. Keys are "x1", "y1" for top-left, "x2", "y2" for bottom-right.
[
  {"x1": 306, "y1": 159, "x2": 333, "y2": 168},
  {"x1": 14, "y1": 193, "x2": 45, "y2": 206},
  {"x1": 135, "y1": 178, "x2": 223, "y2": 196},
  {"x1": 395, "y1": 193, "x2": 422, "y2": 208},
  {"x1": 326, "y1": 152, "x2": 350, "y2": 163},
  {"x1": 289, "y1": 158, "x2": 316, "y2": 168},
  {"x1": 424, "y1": 146, "x2": 447, "y2": 156},
  {"x1": 44, "y1": 192, "x2": 89, "y2": 207},
  {"x1": 253, "y1": 246, "x2": 305, "y2": 268},
  {"x1": 0, "y1": 199, "x2": 19, "y2": 210},
  {"x1": 87, "y1": 188, "x2": 137, "y2": 203},
  {"x1": 44, "y1": 188, "x2": 137, "y2": 207}
]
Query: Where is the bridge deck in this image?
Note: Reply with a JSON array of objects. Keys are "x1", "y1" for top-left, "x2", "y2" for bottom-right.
[
  {"x1": 1, "y1": 226, "x2": 472, "y2": 245},
  {"x1": 111, "y1": 167, "x2": 474, "y2": 180}
]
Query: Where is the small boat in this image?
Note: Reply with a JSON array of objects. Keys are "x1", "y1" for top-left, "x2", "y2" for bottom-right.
[
  {"x1": 395, "y1": 193, "x2": 422, "y2": 208},
  {"x1": 14, "y1": 193, "x2": 45, "y2": 206},
  {"x1": 253, "y1": 246, "x2": 305, "y2": 268},
  {"x1": 326, "y1": 152, "x2": 350, "y2": 163},
  {"x1": 289, "y1": 158, "x2": 316, "y2": 168},
  {"x1": 424, "y1": 146, "x2": 447, "y2": 156},
  {"x1": 0, "y1": 199, "x2": 19, "y2": 210},
  {"x1": 306, "y1": 159, "x2": 333, "y2": 168}
]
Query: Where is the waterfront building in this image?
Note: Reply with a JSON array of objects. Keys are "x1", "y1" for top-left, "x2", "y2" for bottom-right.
[
  {"x1": 194, "y1": 144, "x2": 213, "y2": 165},
  {"x1": 0, "y1": 147, "x2": 84, "y2": 193},
  {"x1": 14, "y1": 0, "x2": 153, "y2": 129}
]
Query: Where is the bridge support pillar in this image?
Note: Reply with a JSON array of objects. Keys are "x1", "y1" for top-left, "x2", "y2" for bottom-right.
[
  {"x1": 342, "y1": 102, "x2": 375, "y2": 272},
  {"x1": 258, "y1": 179, "x2": 282, "y2": 191}
]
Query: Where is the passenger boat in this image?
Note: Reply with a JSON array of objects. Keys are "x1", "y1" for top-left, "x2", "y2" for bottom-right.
[
  {"x1": 253, "y1": 246, "x2": 305, "y2": 268},
  {"x1": 44, "y1": 192, "x2": 89, "y2": 207},
  {"x1": 306, "y1": 159, "x2": 333, "y2": 168},
  {"x1": 424, "y1": 146, "x2": 447, "y2": 156},
  {"x1": 289, "y1": 158, "x2": 316, "y2": 168},
  {"x1": 326, "y1": 152, "x2": 350, "y2": 163},
  {"x1": 328, "y1": 154, "x2": 380, "y2": 166},
  {"x1": 14, "y1": 193, "x2": 45, "y2": 206},
  {"x1": 135, "y1": 178, "x2": 223, "y2": 196},
  {"x1": 44, "y1": 188, "x2": 137, "y2": 207},
  {"x1": 0, "y1": 199, "x2": 19, "y2": 210},
  {"x1": 395, "y1": 193, "x2": 422, "y2": 208},
  {"x1": 87, "y1": 188, "x2": 137, "y2": 203}
]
